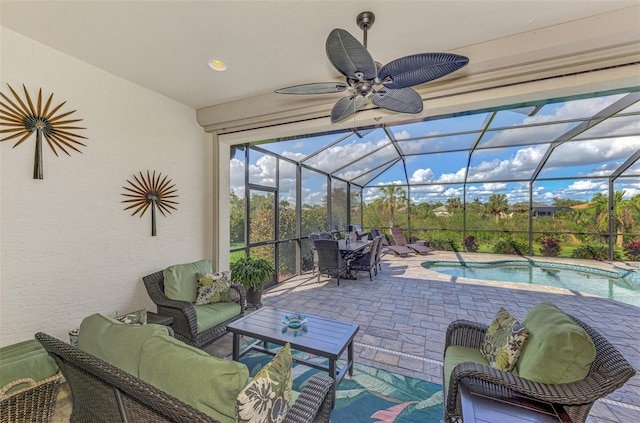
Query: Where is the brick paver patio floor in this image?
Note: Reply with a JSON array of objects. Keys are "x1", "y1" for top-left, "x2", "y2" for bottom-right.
[
  {"x1": 210, "y1": 251, "x2": 640, "y2": 423},
  {"x1": 51, "y1": 251, "x2": 639, "y2": 422}
]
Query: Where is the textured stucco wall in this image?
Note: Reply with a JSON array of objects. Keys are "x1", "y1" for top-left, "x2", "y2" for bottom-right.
[{"x1": 0, "y1": 28, "x2": 212, "y2": 345}]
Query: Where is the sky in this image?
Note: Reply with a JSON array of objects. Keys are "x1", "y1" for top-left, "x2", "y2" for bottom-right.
[{"x1": 230, "y1": 91, "x2": 640, "y2": 206}]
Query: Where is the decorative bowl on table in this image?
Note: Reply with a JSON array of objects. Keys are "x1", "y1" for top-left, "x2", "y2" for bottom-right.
[{"x1": 281, "y1": 314, "x2": 308, "y2": 329}]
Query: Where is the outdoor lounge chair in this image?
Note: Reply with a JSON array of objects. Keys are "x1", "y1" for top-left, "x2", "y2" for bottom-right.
[
  {"x1": 390, "y1": 227, "x2": 432, "y2": 255},
  {"x1": 371, "y1": 228, "x2": 412, "y2": 257}
]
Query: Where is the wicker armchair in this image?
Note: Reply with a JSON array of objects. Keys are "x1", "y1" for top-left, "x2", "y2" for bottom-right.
[
  {"x1": 36, "y1": 333, "x2": 334, "y2": 423},
  {"x1": 143, "y1": 271, "x2": 246, "y2": 348},
  {"x1": 443, "y1": 315, "x2": 636, "y2": 423}
]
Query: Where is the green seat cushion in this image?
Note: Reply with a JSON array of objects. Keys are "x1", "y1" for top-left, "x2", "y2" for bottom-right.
[
  {"x1": 443, "y1": 345, "x2": 487, "y2": 393},
  {"x1": 77, "y1": 313, "x2": 169, "y2": 376},
  {"x1": 517, "y1": 302, "x2": 596, "y2": 384},
  {"x1": 194, "y1": 302, "x2": 242, "y2": 332},
  {"x1": 138, "y1": 335, "x2": 249, "y2": 423},
  {"x1": 163, "y1": 259, "x2": 212, "y2": 302},
  {"x1": 0, "y1": 340, "x2": 59, "y2": 392}
]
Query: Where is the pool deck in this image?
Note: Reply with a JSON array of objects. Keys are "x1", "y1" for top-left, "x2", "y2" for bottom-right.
[
  {"x1": 215, "y1": 251, "x2": 640, "y2": 423},
  {"x1": 50, "y1": 251, "x2": 640, "y2": 422}
]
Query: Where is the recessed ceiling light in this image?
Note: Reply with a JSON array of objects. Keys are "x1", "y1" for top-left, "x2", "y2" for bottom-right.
[{"x1": 208, "y1": 59, "x2": 227, "y2": 71}]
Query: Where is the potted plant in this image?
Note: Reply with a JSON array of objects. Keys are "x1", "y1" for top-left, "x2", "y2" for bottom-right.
[{"x1": 230, "y1": 256, "x2": 275, "y2": 308}]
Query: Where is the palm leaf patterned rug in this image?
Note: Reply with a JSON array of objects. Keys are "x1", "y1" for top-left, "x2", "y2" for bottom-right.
[{"x1": 236, "y1": 343, "x2": 444, "y2": 423}]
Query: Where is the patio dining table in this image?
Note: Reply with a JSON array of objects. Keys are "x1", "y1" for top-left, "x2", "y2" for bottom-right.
[{"x1": 338, "y1": 239, "x2": 372, "y2": 279}]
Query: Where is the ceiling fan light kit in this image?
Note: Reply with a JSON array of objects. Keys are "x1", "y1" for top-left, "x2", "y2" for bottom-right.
[{"x1": 275, "y1": 11, "x2": 469, "y2": 123}]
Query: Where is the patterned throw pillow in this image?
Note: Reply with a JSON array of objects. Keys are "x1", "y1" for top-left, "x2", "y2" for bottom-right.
[
  {"x1": 195, "y1": 272, "x2": 232, "y2": 305},
  {"x1": 236, "y1": 343, "x2": 293, "y2": 423},
  {"x1": 480, "y1": 307, "x2": 529, "y2": 372}
]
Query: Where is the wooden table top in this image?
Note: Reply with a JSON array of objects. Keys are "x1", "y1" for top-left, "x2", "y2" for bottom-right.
[{"x1": 227, "y1": 307, "x2": 359, "y2": 359}]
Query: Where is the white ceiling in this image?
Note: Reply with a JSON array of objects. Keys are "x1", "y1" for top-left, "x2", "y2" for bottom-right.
[{"x1": 1, "y1": 1, "x2": 638, "y2": 110}]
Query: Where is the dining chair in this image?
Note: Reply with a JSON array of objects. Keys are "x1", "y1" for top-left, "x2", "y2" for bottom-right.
[
  {"x1": 315, "y1": 239, "x2": 349, "y2": 285},
  {"x1": 349, "y1": 235, "x2": 381, "y2": 281}
]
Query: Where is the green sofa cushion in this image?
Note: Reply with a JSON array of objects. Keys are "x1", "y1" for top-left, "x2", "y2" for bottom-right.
[
  {"x1": 77, "y1": 313, "x2": 169, "y2": 376},
  {"x1": 194, "y1": 302, "x2": 242, "y2": 332},
  {"x1": 443, "y1": 345, "x2": 487, "y2": 393},
  {"x1": 163, "y1": 259, "x2": 212, "y2": 302},
  {"x1": 517, "y1": 302, "x2": 596, "y2": 384},
  {"x1": 138, "y1": 335, "x2": 249, "y2": 423},
  {"x1": 0, "y1": 340, "x2": 59, "y2": 392}
]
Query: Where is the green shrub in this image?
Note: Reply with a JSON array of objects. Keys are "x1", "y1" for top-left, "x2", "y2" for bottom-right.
[
  {"x1": 571, "y1": 245, "x2": 622, "y2": 261},
  {"x1": 623, "y1": 240, "x2": 640, "y2": 261},
  {"x1": 539, "y1": 237, "x2": 561, "y2": 257},
  {"x1": 464, "y1": 235, "x2": 479, "y2": 252},
  {"x1": 492, "y1": 239, "x2": 527, "y2": 255},
  {"x1": 430, "y1": 238, "x2": 460, "y2": 252}
]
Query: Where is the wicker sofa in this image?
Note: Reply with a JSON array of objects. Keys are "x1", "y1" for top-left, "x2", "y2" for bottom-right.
[
  {"x1": 143, "y1": 260, "x2": 246, "y2": 348},
  {"x1": 0, "y1": 340, "x2": 62, "y2": 423},
  {"x1": 36, "y1": 313, "x2": 334, "y2": 423},
  {"x1": 443, "y1": 302, "x2": 636, "y2": 423}
]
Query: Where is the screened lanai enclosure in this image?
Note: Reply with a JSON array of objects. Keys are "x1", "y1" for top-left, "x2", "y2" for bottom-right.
[{"x1": 230, "y1": 89, "x2": 640, "y2": 284}]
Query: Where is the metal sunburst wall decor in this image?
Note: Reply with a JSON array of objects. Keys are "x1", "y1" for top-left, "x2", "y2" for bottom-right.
[
  {"x1": 0, "y1": 84, "x2": 87, "y2": 179},
  {"x1": 122, "y1": 170, "x2": 179, "y2": 236}
]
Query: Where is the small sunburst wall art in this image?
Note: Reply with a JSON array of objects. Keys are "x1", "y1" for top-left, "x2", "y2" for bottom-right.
[
  {"x1": 121, "y1": 170, "x2": 179, "y2": 236},
  {"x1": 0, "y1": 84, "x2": 87, "y2": 179}
]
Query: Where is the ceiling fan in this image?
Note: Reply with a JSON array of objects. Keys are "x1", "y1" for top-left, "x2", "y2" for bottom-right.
[{"x1": 275, "y1": 11, "x2": 469, "y2": 123}]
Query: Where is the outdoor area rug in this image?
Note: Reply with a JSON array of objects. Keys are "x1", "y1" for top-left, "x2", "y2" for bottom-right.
[{"x1": 235, "y1": 342, "x2": 444, "y2": 423}]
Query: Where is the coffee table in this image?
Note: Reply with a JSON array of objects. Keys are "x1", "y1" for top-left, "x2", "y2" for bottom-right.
[
  {"x1": 227, "y1": 307, "x2": 359, "y2": 390},
  {"x1": 460, "y1": 380, "x2": 573, "y2": 423}
]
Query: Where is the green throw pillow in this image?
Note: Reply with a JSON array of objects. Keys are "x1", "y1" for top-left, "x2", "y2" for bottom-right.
[
  {"x1": 517, "y1": 302, "x2": 595, "y2": 384},
  {"x1": 163, "y1": 259, "x2": 212, "y2": 302},
  {"x1": 236, "y1": 343, "x2": 293, "y2": 423},
  {"x1": 195, "y1": 271, "x2": 232, "y2": 305},
  {"x1": 480, "y1": 307, "x2": 529, "y2": 372},
  {"x1": 139, "y1": 335, "x2": 249, "y2": 423}
]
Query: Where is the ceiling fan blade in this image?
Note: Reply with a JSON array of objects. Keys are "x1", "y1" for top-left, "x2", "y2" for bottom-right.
[
  {"x1": 372, "y1": 88, "x2": 423, "y2": 114},
  {"x1": 275, "y1": 82, "x2": 348, "y2": 95},
  {"x1": 326, "y1": 29, "x2": 377, "y2": 80},
  {"x1": 331, "y1": 95, "x2": 367, "y2": 123},
  {"x1": 378, "y1": 53, "x2": 469, "y2": 89}
]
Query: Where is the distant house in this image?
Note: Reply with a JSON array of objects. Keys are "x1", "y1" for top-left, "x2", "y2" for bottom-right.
[
  {"x1": 531, "y1": 202, "x2": 572, "y2": 218},
  {"x1": 434, "y1": 206, "x2": 450, "y2": 217}
]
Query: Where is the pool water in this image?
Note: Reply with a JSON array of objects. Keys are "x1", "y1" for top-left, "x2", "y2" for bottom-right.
[{"x1": 423, "y1": 261, "x2": 640, "y2": 308}]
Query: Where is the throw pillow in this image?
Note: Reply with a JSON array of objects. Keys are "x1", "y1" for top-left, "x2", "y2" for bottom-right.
[
  {"x1": 480, "y1": 307, "x2": 529, "y2": 372},
  {"x1": 195, "y1": 271, "x2": 232, "y2": 305},
  {"x1": 517, "y1": 302, "x2": 596, "y2": 384},
  {"x1": 116, "y1": 308, "x2": 147, "y2": 325},
  {"x1": 236, "y1": 343, "x2": 293, "y2": 423}
]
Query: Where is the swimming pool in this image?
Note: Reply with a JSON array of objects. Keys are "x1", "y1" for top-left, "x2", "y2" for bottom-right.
[{"x1": 422, "y1": 260, "x2": 640, "y2": 308}]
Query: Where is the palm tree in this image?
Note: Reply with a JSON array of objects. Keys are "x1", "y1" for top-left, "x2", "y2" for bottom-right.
[
  {"x1": 590, "y1": 190, "x2": 634, "y2": 247},
  {"x1": 446, "y1": 197, "x2": 462, "y2": 210},
  {"x1": 485, "y1": 194, "x2": 509, "y2": 223},
  {"x1": 378, "y1": 186, "x2": 406, "y2": 228}
]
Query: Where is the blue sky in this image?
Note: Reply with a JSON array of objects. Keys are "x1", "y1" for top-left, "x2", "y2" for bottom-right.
[{"x1": 231, "y1": 91, "x2": 640, "y2": 206}]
